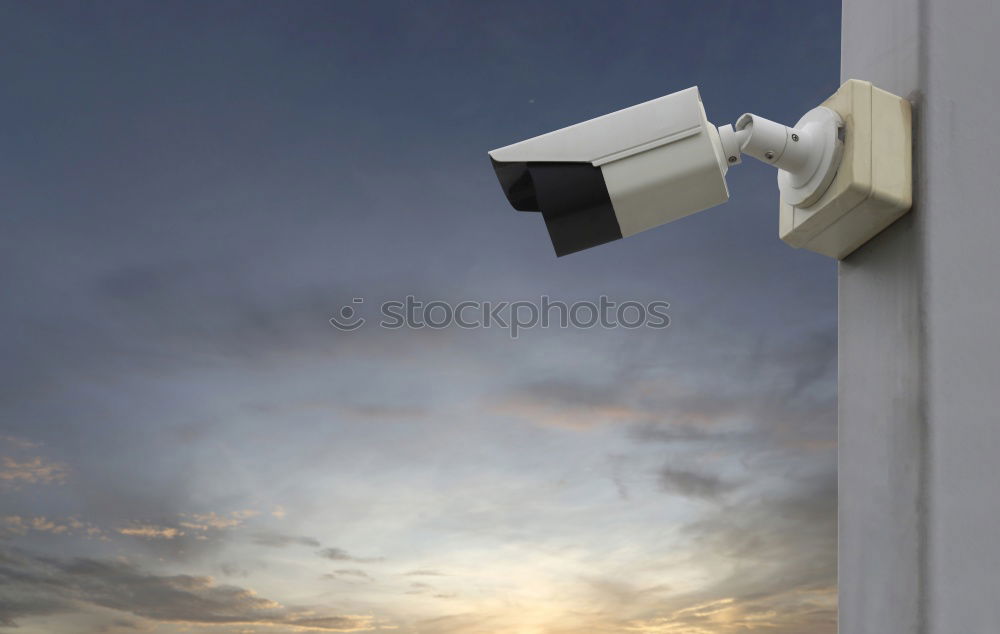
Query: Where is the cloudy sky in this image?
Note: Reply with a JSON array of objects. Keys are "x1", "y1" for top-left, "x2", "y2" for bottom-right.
[{"x1": 0, "y1": 2, "x2": 840, "y2": 632}]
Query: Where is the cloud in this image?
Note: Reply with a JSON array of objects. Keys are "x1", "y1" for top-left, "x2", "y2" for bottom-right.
[
  {"x1": 322, "y1": 569, "x2": 373, "y2": 582},
  {"x1": 252, "y1": 532, "x2": 321, "y2": 548},
  {"x1": 0, "y1": 456, "x2": 69, "y2": 488},
  {"x1": 95, "y1": 617, "x2": 156, "y2": 633},
  {"x1": 621, "y1": 587, "x2": 835, "y2": 634},
  {"x1": 113, "y1": 511, "x2": 258, "y2": 545},
  {"x1": 684, "y1": 472, "x2": 836, "y2": 580},
  {"x1": 491, "y1": 378, "x2": 640, "y2": 430},
  {"x1": 623, "y1": 472, "x2": 837, "y2": 634},
  {"x1": 658, "y1": 467, "x2": 738, "y2": 500},
  {"x1": 1, "y1": 516, "x2": 103, "y2": 540},
  {"x1": 3, "y1": 509, "x2": 257, "y2": 546},
  {"x1": 0, "y1": 548, "x2": 378, "y2": 631},
  {"x1": 179, "y1": 510, "x2": 258, "y2": 531},
  {"x1": 630, "y1": 424, "x2": 746, "y2": 444},
  {"x1": 341, "y1": 404, "x2": 428, "y2": 420},
  {"x1": 2, "y1": 516, "x2": 69, "y2": 537},
  {"x1": 117, "y1": 524, "x2": 184, "y2": 540},
  {"x1": 334, "y1": 569, "x2": 372, "y2": 579},
  {"x1": 494, "y1": 328, "x2": 836, "y2": 444},
  {"x1": 412, "y1": 612, "x2": 493, "y2": 634},
  {"x1": 219, "y1": 563, "x2": 250, "y2": 578},
  {"x1": 578, "y1": 576, "x2": 672, "y2": 609},
  {"x1": 533, "y1": 328, "x2": 835, "y2": 634},
  {"x1": 317, "y1": 547, "x2": 383, "y2": 563},
  {"x1": 0, "y1": 593, "x2": 67, "y2": 628},
  {"x1": 402, "y1": 569, "x2": 448, "y2": 577},
  {"x1": 0, "y1": 6, "x2": 840, "y2": 634},
  {"x1": 0, "y1": 436, "x2": 41, "y2": 450}
]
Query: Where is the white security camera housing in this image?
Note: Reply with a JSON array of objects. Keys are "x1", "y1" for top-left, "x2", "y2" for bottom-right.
[
  {"x1": 489, "y1": 87, "x2": 729, "y2": 256},
  {"x1": 488, "y1": 80, "x2": 912, "y2": 259}
]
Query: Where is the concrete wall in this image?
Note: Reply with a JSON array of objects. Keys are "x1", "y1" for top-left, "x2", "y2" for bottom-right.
[{"x1": 839, "y1": 0, "x2": 1000, "y2": 632}]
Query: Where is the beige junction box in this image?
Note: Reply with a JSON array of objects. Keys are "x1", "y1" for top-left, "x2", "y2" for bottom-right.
[{"x1": 779, "y1": 79, "x2": 913, "y2": 259}]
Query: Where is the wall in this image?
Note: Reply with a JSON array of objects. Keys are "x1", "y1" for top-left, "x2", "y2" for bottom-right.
[{"x1": 839, "y1": 0, "x2": 1000, "y2": 632}]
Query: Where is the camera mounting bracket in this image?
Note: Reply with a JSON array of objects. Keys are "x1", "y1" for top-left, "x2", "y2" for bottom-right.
[{"x1": 717, "y1": 79, "x2": 912, "y2": 259}]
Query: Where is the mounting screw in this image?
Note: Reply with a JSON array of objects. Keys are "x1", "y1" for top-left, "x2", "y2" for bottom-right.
[
  {"x1": 791, "y1": 133, "x2": 799, "y2": 142},
  {"x1": 764, "y1": 150, "x2": 775, "y2": 160},
  {"x1": 728, "y1": 156, "x2": 737, "y2": 163}
]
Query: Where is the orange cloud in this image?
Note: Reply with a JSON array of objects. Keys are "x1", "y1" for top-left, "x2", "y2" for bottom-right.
[
  {"x1": 3, "y1": 515, "x2": 65, "y2": 536},
  {"x1": 1, "y1": 515, "x2": 100, "y2": 537},
  {"x1": 0, "y1": 455, "x2": 69, "y2": 488},
  {"x1": 118, "y1": 524, "x2": 184, "y2": 539},
  {"x1": 179, "y1": 509, "x2": 259, "y2": 531}
]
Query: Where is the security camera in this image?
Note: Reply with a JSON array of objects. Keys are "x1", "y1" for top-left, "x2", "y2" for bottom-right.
[{"x1": 488, "y1": 81, "x2": 912, "y2": 259}]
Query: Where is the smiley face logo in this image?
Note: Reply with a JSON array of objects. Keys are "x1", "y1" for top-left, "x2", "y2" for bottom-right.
[{"x1": 329, "y1": 298, "x2": 366, "y2": 331}]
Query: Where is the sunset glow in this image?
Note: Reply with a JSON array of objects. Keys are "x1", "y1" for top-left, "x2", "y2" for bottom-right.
[{"x1": 0, "y1": 2, "x2": 839, "y2": 632}]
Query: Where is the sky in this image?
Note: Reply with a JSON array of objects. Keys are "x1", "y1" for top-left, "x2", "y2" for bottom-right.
[{"x1": 0, "y1": 2, "x2": 841, "y2": 633}]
